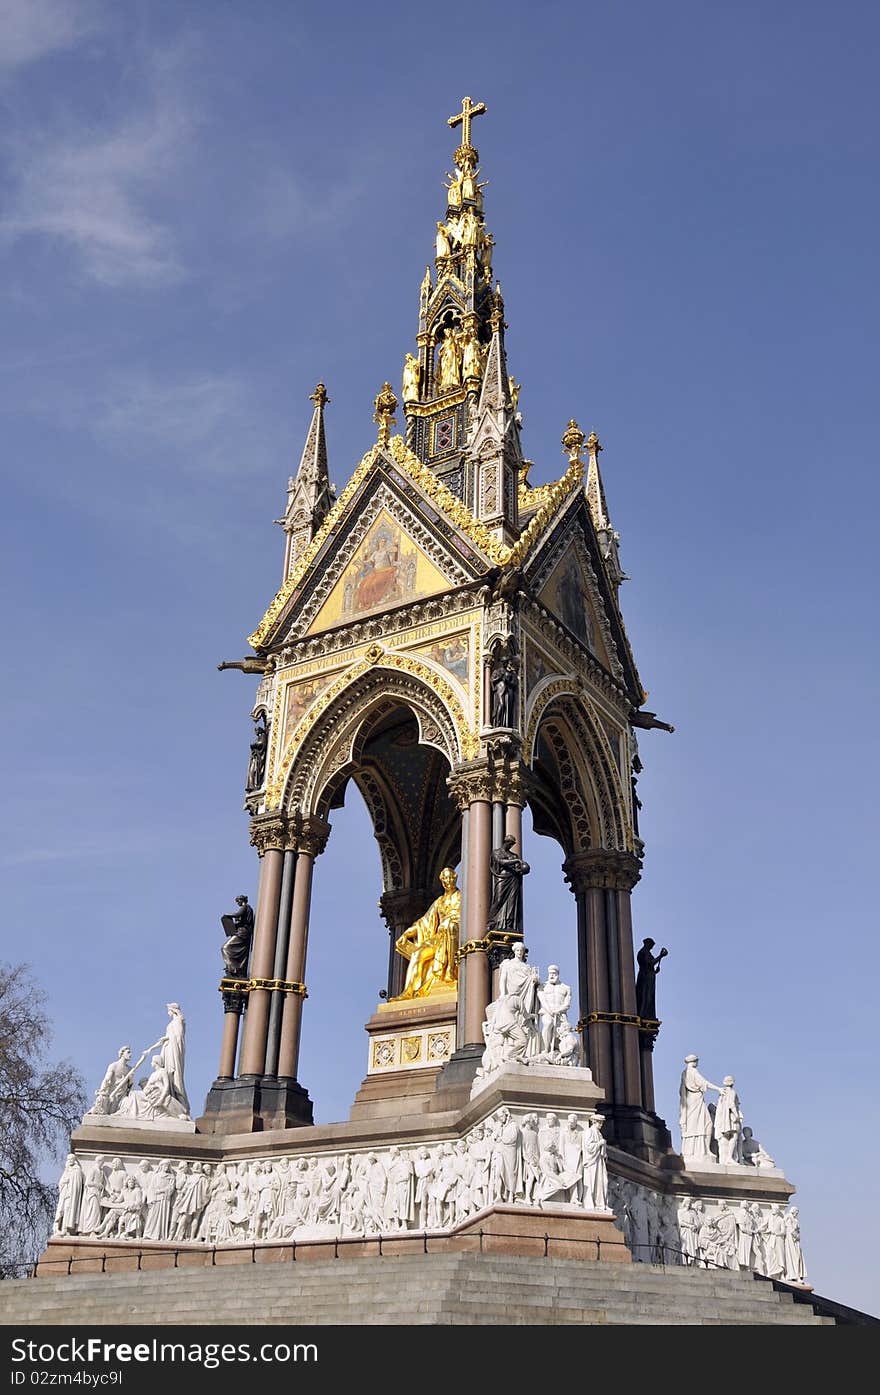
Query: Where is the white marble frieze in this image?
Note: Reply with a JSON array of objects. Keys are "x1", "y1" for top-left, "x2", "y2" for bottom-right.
[{"x1": 53, "y1": 1105, "x2": 610, "y2": 1245}]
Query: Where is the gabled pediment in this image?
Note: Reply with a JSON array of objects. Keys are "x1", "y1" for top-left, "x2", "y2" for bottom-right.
[
  {"x1": 248, "y1": 437, "x2": 505, "y2": 649},
  {"x1": 524, "y1": 495, "x2": 643, "y2": 699},
  {"x1": 526, "y1": 501, "x2": 622, "y2": 677}
]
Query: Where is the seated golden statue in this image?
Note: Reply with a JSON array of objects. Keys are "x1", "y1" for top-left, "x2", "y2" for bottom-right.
[{"x1": 394, "y1": 867, "x2": 460, "y2": 1000}]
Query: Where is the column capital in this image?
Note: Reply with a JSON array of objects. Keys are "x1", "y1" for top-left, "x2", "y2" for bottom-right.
[
  {"x1": 447, "y1": 756, "x2": 530, "y2": 809},
  {"x1": 249, "y1": 812, "x2": 331, "y2": 858},
  {"x1": 379, "y1": 887, "x2": 429, "y2": 934},
  {"x1": 249, "y1": 812, "x2": 291, "y2": 856},
  {"x1": 563, "y1": 849, "x2": 642, "y2": 893},
  {"x1": 295, "y1": 815, "x2": 332, "y2": 859},
  {"x1": 447, "y1": 760, "x2": 493, "y2": 809}
]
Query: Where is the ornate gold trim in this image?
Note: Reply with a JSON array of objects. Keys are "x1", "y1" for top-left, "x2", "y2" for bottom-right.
[
  {"x1": 248, "y1": 436, "x2": 585, "y2": 651},
  {"x1": 219, "y1": 978, "x2": 251, "y2": 996},
  {"x1": 506, "y1": 456, "x2": 584, "y2": 568},
  {"x1": 267, "y1": 648, "x2": 478, "y2": 808},
  {"x1": 582, "y1": 1010, "x2": 640, "y2": 1028},
  {"x1": 456, "y1": 937, "x2": 491, "y2": 960},
  {"x1": 222, "y1": 977, "x2": 308, "y2": 996}
]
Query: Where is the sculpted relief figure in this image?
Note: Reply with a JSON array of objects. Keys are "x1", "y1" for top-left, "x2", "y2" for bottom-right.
[
  {"x1": 784, "y1": 1207, "x2": 808, "y2": 1284},
  {"x1": 713, "y1": 1075, "x2": 744, "y2": 1164},
  {"x1": 116, "y1": 1054, "x2": 186, "y2": 1123},
  {"x1": 86, "y1": 1037, "x2": 164, "y2": 1123},
  {"x1": 479, "y1": 943, "x2": 540, "y2": 1072},
  {"x1": 394, "y1": 867, "x2": 460, "y2": 1000},
  {"x1": 536, "y1": 965, "x2": 577, "y2": 1063},
  {"x1": 741, "y1": 1126, "x2": 776, "y2": 1169},
  {"x1": 90, "y1": 1047, "x2": 133, "y2": 1116},
  {"x1": 678, "y1": 1055, "x2": 721, "y2": 1163},
  {"x1": 53, "y1": 1155, "x2": 84, "y2": 1237},
  {"x1": 158, "y1": 1003, "x2": 190, "y2": 1117},
  {"x1": 581, "y1": 1114, "x2": 609, "y2": 1210}
]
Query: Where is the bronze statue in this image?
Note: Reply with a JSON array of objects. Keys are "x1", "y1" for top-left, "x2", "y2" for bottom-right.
[
  {"x1": 245, "y1": 714, "x2": 268, "y2": 793},
  {"x1": 487, "y1": 835, "x2": 530, "y2": 937},
  {"x1": 394, "y1": 868, "x2": 460, "y2": 1000},
  {"x1": 490, "y1": 646, "x2": 518, "y2": 728},
  {"x1": 635, "y1": 937, "x2": 668, "y2": 1021},
  {"x1": 221, "y1": 895, "x2": 255, "y2": 978}
]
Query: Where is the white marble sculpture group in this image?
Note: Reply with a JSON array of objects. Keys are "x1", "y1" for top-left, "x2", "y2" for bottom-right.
[
  {"x1": 478, "y1": 948, "x2": 581, "y2": 1075},
  {"x1": 609, "y1": 1178, "x2": 807, "y2": 1284},
  {"x1": 84, "y1": 1004, "x2": 191, "y2": 1128},
  {"x1": 678, "y1": 1055, "x2": 777, "y2": 1170},
  {"x1": 56, "y1": 1000, "x2": 809, "y2": 1290},
  {"x1": 54, "y1": 1106, "x2": 609, "y2": 1244}
]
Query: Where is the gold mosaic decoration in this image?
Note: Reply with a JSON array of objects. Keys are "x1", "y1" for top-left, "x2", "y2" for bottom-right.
[
  {"x1": 247, "y1": 436, "x2": 584, "y2": 650},
  {"x1": 266, "y1": 647, "x2": 478, "y2": 807}
]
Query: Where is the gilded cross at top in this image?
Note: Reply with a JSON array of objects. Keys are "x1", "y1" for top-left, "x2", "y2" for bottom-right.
[{"x1": 447, "y1": 96, "x2": 486, "y2": 148}]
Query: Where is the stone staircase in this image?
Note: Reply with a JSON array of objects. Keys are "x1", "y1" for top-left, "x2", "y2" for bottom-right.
[{"x1": 0, "y1": 1254, "x2": 834, "y2": 1325}]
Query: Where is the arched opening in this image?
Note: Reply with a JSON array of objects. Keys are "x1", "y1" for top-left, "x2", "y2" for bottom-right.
[{"x1": 293, "y1": 695, "x2": 459, "y2": 1122}]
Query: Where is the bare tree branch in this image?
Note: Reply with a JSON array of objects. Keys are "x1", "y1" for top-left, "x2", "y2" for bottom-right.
[{"x1": 0, "y1": 963, "x2": 86, "y2": 1277}]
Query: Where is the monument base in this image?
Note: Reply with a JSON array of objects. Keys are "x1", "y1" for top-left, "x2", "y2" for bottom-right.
[
  {"x1": 197, "y1": 1075, "x2": 313, "y2": 1134},
  {"x1": 350, "y1": 997, "x2": 459, "y2": 1120},
  {"x1": 601, "y1": 1103, "x2": 675, "y2": 1167}
]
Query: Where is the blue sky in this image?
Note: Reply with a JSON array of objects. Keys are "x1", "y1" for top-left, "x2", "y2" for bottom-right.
[{"x1": 1, "y1": 0, "x2": 877, "y2": 1313}]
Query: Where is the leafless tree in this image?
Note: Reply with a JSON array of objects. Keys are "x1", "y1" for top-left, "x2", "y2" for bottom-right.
[{"x1": 0, "y1": 963, "x2": 86, "y2": 1277}]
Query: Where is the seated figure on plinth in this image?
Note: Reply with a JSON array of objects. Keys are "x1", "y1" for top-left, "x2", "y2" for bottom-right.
[{"x1": 394, "y1": 867, "x2": 460, "y2": 1000}]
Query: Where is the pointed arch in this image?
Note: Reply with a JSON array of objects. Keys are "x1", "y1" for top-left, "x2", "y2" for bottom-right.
[
  {"x1": 529, "y1": 692, "x2": 631, "y2": 855},
  {"x1": 279, "y1": 660, "x2": 464, "y2": 817}
]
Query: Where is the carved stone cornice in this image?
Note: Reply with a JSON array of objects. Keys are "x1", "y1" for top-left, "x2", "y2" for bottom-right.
[
  {"x1": 274, "y1": 585, "x2": 482, "y2": 669},
  {"x1": 563, "y1": 849, "x2": 642, "y2": 893}
]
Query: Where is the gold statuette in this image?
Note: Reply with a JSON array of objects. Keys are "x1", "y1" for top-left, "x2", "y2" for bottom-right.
[{"x1": 394, "y1": 867, "x2": 460, "y2": 1000}]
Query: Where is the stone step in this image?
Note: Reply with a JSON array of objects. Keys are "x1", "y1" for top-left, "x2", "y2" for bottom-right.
[{"x1": 0, "y1": 1254, "x2": 830, "y2": 1327}]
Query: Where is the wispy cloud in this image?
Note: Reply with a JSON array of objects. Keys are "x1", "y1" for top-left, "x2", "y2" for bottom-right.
[
  {"x1": 247, "y1": 163, "x2": 369, "y2": 244},
  {"x1": 0, "y1": 0, "x2": 97, "y2": 71},
  {"x1": 0, "y1": 39, "x2": 193, "y2": 286},
  {"x1": 93, "y1": 371, "x2": 264, "y2": 472}
]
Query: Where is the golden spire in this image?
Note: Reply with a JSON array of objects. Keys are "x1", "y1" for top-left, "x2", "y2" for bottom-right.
[{"x1": 373, "y1": 382, "x2": 398, "y2": 446}]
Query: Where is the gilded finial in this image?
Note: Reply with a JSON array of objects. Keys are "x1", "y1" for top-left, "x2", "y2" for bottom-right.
[
  {"x1": 447, "y1": 95, "x2": 487, "y2": 161},
  {"x1": 373, "y1": 382, "x2": 398, "y2": 446},
  {"x1": 488, "y1": 287, "x2": 506, "y2": 334},
  {"x1": 310, "y1": 382, "x2": 329, "y2": 409},
  {"x1": 586, "y1": 430, "x2": 602, "y2": 457},
  {"x1": 562, "y1": 419, "x2": 586, "y2": 462}
]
